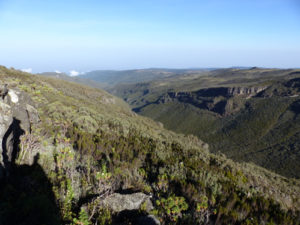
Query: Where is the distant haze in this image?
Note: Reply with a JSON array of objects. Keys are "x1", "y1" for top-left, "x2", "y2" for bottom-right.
[{"x1": 0, "y1": 0, "x2": 299, "y2": 73}]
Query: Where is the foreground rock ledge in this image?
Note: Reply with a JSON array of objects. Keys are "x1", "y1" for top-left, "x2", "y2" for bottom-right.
[{"x1": 103, "y1": 192, "x2": 160, "y2": 225}]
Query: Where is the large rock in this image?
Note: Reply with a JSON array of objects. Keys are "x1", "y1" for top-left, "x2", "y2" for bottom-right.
[
  {"x1": 5, "y1": 89, "x2": 40, "y2": 131},
  {"x1": 102, "y1": 192, "x2": 160, "y2": 225},
  {"x1": 0, "y1": 85, "x2": 39, "y2": 178},
  {"x1": 103, "y1": 192, "x2": 153, "y2": 213}
]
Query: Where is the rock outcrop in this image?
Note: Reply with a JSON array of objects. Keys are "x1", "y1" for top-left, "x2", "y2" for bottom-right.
[
  {"x1": 0, "y1": 84, "x2": 39, "y2": 178},
  {"x1": 103, "y1": 192, "x2": 153, "y2": 213},
  {"x1": 155, "y1": 86, "x2": 267, "y2": 116},
  {"x1": 102, "y1": 192, "x2": 160, "y2": 225},
  {"x1": 161, "y1": 86, "x2": 267, "y2": 102},
  {"x1": 227, "y1": 86, "x2": 267, "y2": 96}
]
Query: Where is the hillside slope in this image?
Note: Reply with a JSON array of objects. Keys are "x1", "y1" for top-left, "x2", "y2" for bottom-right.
[
  {"x1": 112, "y1": 68, "x2": 300, "y2": 179},
  {"x1": 0, "y1": 66, "x2": 299, "y2": 225}
]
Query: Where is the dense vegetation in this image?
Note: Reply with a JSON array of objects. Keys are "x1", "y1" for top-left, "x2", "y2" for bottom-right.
[
  {"x1": 0, "y1": 66, "x2": 300, "y2": 224},
  {"x1": 110, "y1": 68, "x2": 300, "y2": 178}
]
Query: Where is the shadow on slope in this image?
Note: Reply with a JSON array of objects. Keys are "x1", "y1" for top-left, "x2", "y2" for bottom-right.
[{"x1": 0, "y1": 118, "x2": 61, "y2": 225}]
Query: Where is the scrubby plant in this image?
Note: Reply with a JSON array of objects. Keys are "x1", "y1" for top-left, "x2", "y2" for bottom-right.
[
  {"x1": 72, "y1": 209, "x2": 90, "y2": 225},
  {"x1": 153, "y1": 195, "x2": 188, "y2": 223}
]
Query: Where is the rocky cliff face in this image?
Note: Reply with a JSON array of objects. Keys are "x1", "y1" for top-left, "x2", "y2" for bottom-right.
[
  {"x1": 162, "y1": 86, "x2": 267, "y2": 101},
  {"x1": 0, "y1": 84, "x2": 39, "y2": 178},
  {"x1": 156, "y1": 86, "x2": 267, "y2": 116},
  {"x1": 227, "y1": 86, "x2": 267, "y2": 96}
]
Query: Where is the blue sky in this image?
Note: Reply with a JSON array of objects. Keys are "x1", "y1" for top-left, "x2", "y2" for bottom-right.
[{"x1": 0, "y1": 0, "x2": 299, "y2": 74}]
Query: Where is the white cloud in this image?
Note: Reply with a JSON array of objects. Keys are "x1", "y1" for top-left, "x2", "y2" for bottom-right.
[
  {"x1": 69, "y1": 70, "x2": 80, "y2": 76},
  {"x1": 21, "y1": 68, "x2": 32, "y2": 73},
  {"x1": 55, "y1": 70, "x2": 62, "y2": 74}
]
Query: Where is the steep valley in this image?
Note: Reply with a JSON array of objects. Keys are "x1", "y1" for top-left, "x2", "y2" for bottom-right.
[{"x1": 111, "y1": 68, "x2": 300, "y2": 179}]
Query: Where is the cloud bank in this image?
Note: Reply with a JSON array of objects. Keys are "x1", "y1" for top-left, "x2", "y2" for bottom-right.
[
  {"x1": 69, "y1": 70, "x2": 80, "y2": 76},
  {"x1": 21, "y1": 68, "x2": 32, "y2": 73}
]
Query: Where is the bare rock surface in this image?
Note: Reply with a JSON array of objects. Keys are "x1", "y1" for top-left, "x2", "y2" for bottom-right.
[
  {"x1": 103, "y1": 192, "x2": 153, "y2": 213},
  {"x1": 0, "y1": 84, "x2": 39, "y2": 177},
  {"x1": 102, "y1": 192, "x2": 160, "y2": 225}
]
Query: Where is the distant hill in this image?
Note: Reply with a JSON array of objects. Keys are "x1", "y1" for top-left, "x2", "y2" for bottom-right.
[
  {"x1": 111, "y1": 68, "x2": 300, "y2": 179},
  {"x1": 38, "y1": 72, "x2": 106, "y2": 89},
  {"x1": 79, "y1": 68, "x2": 213, "y2": 87}
]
